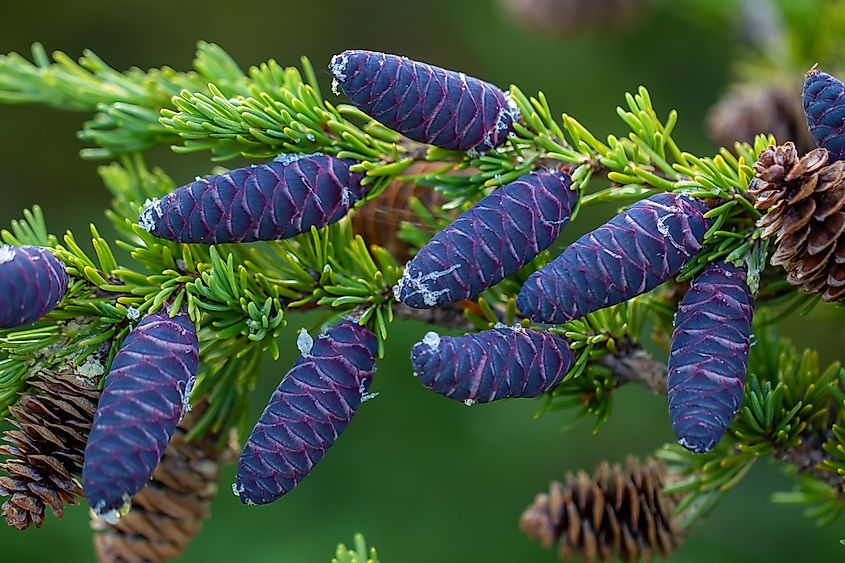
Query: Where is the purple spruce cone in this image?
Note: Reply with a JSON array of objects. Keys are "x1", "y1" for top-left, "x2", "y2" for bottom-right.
[
  {"x1": 410, "y1": 326, "x2": 574, "y2": 404},
  {"x1": 83, "y1": 310, "x2": 199, "y2": 520},
  {"x1": 330, "y1": 49, "x2": 517, "y2": 152},
  {"x1": 0, "y1": 245, "x2": 68, "y2": 329},
  {"x1": 667, "y1": 261, "x2": 754, "y2": 453},
  {"x1": 235, "y1": 321, "x2": 378, "y2": 505},
  {"x1": 517, "y1": 192, "x2": 710, "y2": 323},
  {"x1": 395, "y1": 170, "x2": 577, "y2": 308},
  {"x1": 138, "y1": 153, "x2": 366, "y2": 243},
  {"x1": 803, "y1": 69, "x2": 845, "y2": 161}
]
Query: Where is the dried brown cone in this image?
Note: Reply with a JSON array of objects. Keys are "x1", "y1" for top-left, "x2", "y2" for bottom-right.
[
  {"x1": 708, "y1": 83, "x2": 815, "y2": 154},
  {"x1": 0, "y1": 367, "x2": 100, "y2": 530},
  {"x1": 520, "y1": 457, "x2": 684, "y2": 563},
  {"x1": 91, "y1": 402, "x2": 238, "y2": 563},
  {"x1": 499, "y1": 0, "x2": 646, "y2": 36},
  {"x1": 750, "y1": 142, "x2": 845, "y2": 301},
  {"x1": 351, "y1": 160, "x2": 445, "y2": 262}
]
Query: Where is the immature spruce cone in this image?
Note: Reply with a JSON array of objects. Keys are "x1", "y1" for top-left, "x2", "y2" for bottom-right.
[
  {"x1": 500, "y1": 0, "x2": 646, "y2": 36},
  {"x1": 708, "y1": 82, "x2": 814, "y2": 153},
  {"x1": 330, "y1": 50, "x2": 516, "y2": 152},
  {"x1": 410, "y1": 326, "x2": 574, "y2": 404},
  {"x1": 84, "y1": 311, "x2": 199, "y2": 520},
  {"x1": 92, "y1": 403, "x2": 237, "y2": 563},
  {"x1": 396, "y1": 170, "x2": 577, "y2": 308},
  {"x1": 0, "y1": 367, "x2": 100, "y2": 529},
  {"x1": 668, "y1": 261, "x2": 754, "y2": 453},
  {"x1": 520, "y1": 458, "x2": 684, "y2": 563},
  {"x1": 0, "y1": 245, "x2": 68, "y2": 328},
  {"x1": 518, "y1": 193, "x2": 710, "y2": 324},
  {"x1": 139, "y1": 153, "x2": 366, "y2": 244},
  {"x1": 750, "y1": 142, "x2": 845, "y2": 301},
  {"x1": 235, "y1": 321, "x2": 377, "y2": 505},
  {"x1": 802, "y1": 69, "x2": 845, "y2": 162}
]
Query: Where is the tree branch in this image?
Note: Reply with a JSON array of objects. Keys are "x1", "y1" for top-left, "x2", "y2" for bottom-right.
[{"x1": 601, "y1": 347, "x2": 668, "y2": 395}]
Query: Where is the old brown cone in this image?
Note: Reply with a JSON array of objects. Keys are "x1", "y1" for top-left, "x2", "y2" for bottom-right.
[
  {"x1": 499, "y1": 0, "x2": 646, "y2": 36},
  {"x1": 708, "y1": 83, "x2": 815, "y2": 154},
  {"x1": 750, "y1": 142, "x2": 845, "y2": 301},
  {"x1": 0, "y1": 368, "x2": 100, "y2": 529},
  {"x1": 351, "y1": 161, "x2": 444, "y2": 262},
  {"x1": 91, "y1": 402, "x2": 237, "y2": 563},
  {"x1": 520, "y1": 457, "x2": 683, "y2": 563}
]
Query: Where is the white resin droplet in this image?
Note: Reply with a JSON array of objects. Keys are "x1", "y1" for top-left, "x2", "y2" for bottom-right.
[
  {"x1": 138, "y1": 198, "x2": 164, "y2": 233},
  {"x1": 297, "y1": 328, "x2": 314, "y2": 356},
  {"x1": 0, "y1": 246, "x2": 16, "y2": 264},
  {"x1": 76, "y1": 356, "x2": 105, "y2": 379},
  {"x1": 422, "y1": 331, "x2": 441, "y2": 350},
  {"x1": 329, "y1": 53, "x2": 349, "y2": 81},
  {"x1": 274, "y1": 152, "x2": 317, "y2": 166}
]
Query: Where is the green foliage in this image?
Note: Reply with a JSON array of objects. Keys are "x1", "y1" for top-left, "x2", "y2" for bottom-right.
[
  {"x1": 332, "y1": 534, "x2": 380, "y2": 563},
  {"x1": 0, "y1": 38, "x2": 843, "y2": 540},
  {"x1": 661, "y1": 322, "x2": 844, "y2": 529}
]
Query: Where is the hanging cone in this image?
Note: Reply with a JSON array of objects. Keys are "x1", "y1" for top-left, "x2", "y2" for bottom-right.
[
  {"x1": 749, "y1": 142, "x2": 845, "y2": 301},
  {"x1": 708, "y1": 82, "x2": 815, "y2": 154},
  {"x1": 91, "y1": 402, "x2": 238, "y2": 563},
  {"x1": 0, "y1": 367, "x2": 100, "y2": 529},
  {"x1": 520, "y1": 457, "x2": 684, "y2": 562}
]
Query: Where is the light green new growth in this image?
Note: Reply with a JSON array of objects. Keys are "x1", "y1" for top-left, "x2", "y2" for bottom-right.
[{"x1": 333, "y1": 534, "x2": 380, "y2": 563}]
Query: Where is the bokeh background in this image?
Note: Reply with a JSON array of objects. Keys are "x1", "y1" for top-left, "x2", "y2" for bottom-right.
[{"x1": 1, "y1": 0, "x2": 845, "y2": 561}]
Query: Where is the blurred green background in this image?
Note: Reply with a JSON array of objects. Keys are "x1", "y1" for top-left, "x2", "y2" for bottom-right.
[{"x1": 1, "y1": 0, "x2": 845, "y2": 561}]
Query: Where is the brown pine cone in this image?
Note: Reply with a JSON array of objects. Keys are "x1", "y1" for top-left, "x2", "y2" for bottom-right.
[
  {"x1": 351, "y1": 160, "x2": 444, "y2": 262},
  {"x1": 750, "y1": 142, "x2": 845, "y2": 301},
  {"x1": 0, "y1": 367, "x2": 100, "y2": 529},
  {"x1": 91, "y1": 402, "x2": 238, "y2": 563},
  {"x1": 499, "y1": 0, "x2": 646, "y2": 36},
  {"x1": 520, "y1": 457, "x2": 684, "y2": 562},
  {"x1": 708, "y1": 83, "x2": 815, "y2": 154}
]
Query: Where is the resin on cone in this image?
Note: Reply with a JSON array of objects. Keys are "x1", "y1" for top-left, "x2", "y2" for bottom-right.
[
  {"x1": 83, "y1": 311, "x2": 199, "y2": 522},
  {"x1": 0, "y1": 245, "x2": 68, "y2": 329},
  {"x1": 410, "y1": 325, "x2": 573, "y2": 404},
  {"x1": 235, "y1": 321, "x2": 377, "y2": 505},
  {"x1": 395, "y1": 170, "x2": 577, "y2": 308},
  {"x1": 803, "y1": 69, "x2": 845, "y2": 162},
  {"x1": 667, "y1": 261, "x2": 754, "y2": 453},
  {"x1": 518, "y1": 192, "x2": 710, "y2": 323},
  {"x1": 139, "y1": 153, "x2": 366, "y2": 244},
  {"x1": 330, "y1": 50, "x2": 517, "y2": 152}
]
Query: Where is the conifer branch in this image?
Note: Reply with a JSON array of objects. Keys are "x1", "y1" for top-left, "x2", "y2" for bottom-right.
[{"x1": 0, "y1": 40, "x2": 843, "y2": 558}]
